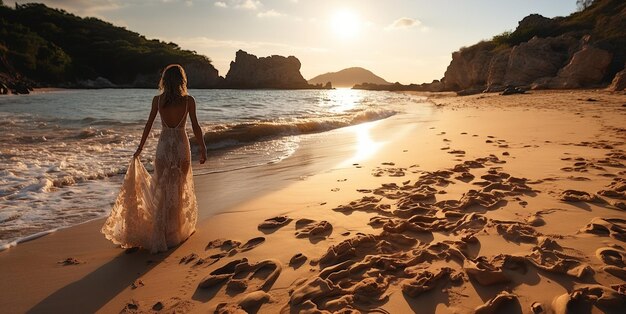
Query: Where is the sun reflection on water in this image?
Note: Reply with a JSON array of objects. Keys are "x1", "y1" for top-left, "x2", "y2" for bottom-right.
[
  {"x1": 327, "y1": 88, "x2": 363, "y2": 113},
  {"x1": 343, "y1": 121, "x2": 384, "y2": 165}
]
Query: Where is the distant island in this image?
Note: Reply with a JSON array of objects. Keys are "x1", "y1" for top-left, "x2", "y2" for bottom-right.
[
  {"x1": 0, "y1": 3, "x2": 327, "y2": 93},
  {"x1": 308, "y1": 67, "x2": 389, "y2": 88}
]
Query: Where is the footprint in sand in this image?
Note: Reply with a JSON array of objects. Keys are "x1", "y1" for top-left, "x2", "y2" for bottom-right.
[
  {"x1": 295, "y1": 219, "x2": 332, "y2": 240},
  {"x1": 199, "y1": 258, "x2": 282, "y2": 312},
  {"x1": 596, "y1": 246, "x2": 625, "y2": 268},
  {"x1": 289, "y1": 253, "x2": 308, "y2": 269},
  {"x1": 240, "y1": 237, "x2": 266, "y2": 252},
  {"x1": 448, "y1": 149, "x2": 466, "y2": 155},
  {"x1": 216, "y1": 291, "x2": 272, "y2": 314},
  {"x1": 475, "y1": 291, "x2": 520, "y2": 314},
  {"x1": 581, "y1": 217, "x2": 626, "y2": 241},
  {"x1": 205, "y1": 237, "x2": 265, "y2": 254},
  {"x1": 463, "y1": 256, "x2": 510, "y2": 286},
  {"x1": 258, "y1": 216, "x2": 292, "y2": 231},
  {"x1": 57, "y1": 257, "x2": 82, "y2": 266},
  {"x1": 560, "y1": 189, "x2": 604, "y2": 203},
  {"x1": 206, "y1": 239, "x2": 241, "y2": 252},
  {"x1": 526, "y1": 243, "x2": 592, "y2": 279},
  {"x1": 179, "y1": 253, "x2": 199, "y2": 264},
  {"x1": 551, "y1": 284, "x2": 626, "y2": 314},
  {"x1": 402, "y1": 267, "x2": 463, "y2": 297},
  {"x1": 333, "y1": 196, "x2": 382, "y2": 214}
]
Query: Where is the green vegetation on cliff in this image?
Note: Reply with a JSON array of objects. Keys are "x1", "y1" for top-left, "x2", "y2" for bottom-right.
[
  {"x1": 0, "y1": 2, "x2": 215, "y2": 86},
  {"x1": 486, "y1": 0, "x2": 626, "y2": 75}
]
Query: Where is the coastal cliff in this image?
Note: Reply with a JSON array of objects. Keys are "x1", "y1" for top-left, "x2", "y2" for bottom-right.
[
  {"x1": 223, "y1": 50, "x2": 317, "y2": 89},
  {"x1": 0, "y1": 3, "x2": 221, "y2": 91},
  {"x1": 354, "y1": 0, "x2": 625, "y2": 93},
  {"x1": 442, "y1": 0, "x2": 625, "y2": 93}
]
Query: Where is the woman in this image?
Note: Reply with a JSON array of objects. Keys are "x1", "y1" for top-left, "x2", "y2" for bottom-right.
[{"x1": 102, "y1": 64, "x2": 207, "y2": 253}]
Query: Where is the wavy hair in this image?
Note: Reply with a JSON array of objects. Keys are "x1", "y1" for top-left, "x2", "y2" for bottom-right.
[{"x1": 158, "y1": 64, "x2": 188, "y2": 106}]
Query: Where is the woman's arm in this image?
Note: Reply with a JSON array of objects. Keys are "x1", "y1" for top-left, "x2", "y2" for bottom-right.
[
  {"x1": 188, "y1": 96, "x2": 207, "y2": 164},
  {"x1": 133, "y1": 96, "x2": 159, "y2": 158}
]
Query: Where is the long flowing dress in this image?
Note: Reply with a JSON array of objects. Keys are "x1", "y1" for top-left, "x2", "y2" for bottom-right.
[{"x1": 102, "y1": 97, "x2": 198, "y2": 253}]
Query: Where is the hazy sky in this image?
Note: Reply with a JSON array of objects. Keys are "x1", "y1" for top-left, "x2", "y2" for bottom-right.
[{"x1": 17, "y1": 0, "x2": 578, "y2": 84}]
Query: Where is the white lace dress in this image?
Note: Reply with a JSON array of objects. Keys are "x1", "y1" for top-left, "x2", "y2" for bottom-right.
[{"x1": 102, "y1": 98, "x2": 198, "y2": 253}]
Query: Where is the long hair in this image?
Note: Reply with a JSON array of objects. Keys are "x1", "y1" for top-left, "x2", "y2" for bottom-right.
[{"x1": 158, "y1": 64, "x2": 188, "y2": 106}]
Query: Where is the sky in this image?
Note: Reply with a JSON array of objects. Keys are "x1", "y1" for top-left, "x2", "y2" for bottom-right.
[{"x1": 16, "y1": 0, "x2": 578, "y2": 84}]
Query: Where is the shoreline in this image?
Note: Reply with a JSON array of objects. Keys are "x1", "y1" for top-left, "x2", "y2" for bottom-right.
[
  {"x1": 0, "y1": 88, "x2": 408, "y2": 250},
  {"x1": 1, "y1": 90, "x2": 625, "y2": 313}
]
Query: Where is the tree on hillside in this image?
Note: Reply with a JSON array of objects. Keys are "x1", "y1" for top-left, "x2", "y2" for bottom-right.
[{"x1": 577, "y1": 0, "x2": 595, "y2": 11}]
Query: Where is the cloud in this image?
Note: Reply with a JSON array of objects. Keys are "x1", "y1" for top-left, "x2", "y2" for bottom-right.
[
  {"x1": 166, "y1": 36, "x2": 328, "y2": 53},
  {"x1": 214, "y1": 1, "x2": 227, "y2": 7},
  {"x1": 257, "y1": 9, "x2": 282, "y2": 18},
  {"x1": 234, "y1": 0, "x2": 261, "y2": 10},
  {"x1": 15, "y1": 0, "x2": 124, "y2": 16},
  {"x1": 387, "y1": 17, "x2": 421, "y2": 30}
]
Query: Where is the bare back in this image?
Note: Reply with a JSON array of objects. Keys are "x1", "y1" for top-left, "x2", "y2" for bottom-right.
[{"x1": 157, "y1": 95, "x2": 189, "y2": 128}]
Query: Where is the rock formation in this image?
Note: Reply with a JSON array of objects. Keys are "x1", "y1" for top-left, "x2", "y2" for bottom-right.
[
  {"x1": 607, "y1": 64, "x2": 626, "y2": 91},
  {"x1": 440, "y1": 0, "x2": 625, "y2": 93},
  {"x1": 223, "y1": 50, "x2": 312, "y2": 89},
  {"x1": 184, "y1": 61, "x2": 222, "y2": 88},
  {"x1": 537, "y1": 44, "x2": 613, "y2": 89}
]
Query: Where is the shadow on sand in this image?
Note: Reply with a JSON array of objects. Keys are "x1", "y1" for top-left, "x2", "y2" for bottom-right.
[{"x1": 27, "y1": 248, "x2": 173, "y2": 313}]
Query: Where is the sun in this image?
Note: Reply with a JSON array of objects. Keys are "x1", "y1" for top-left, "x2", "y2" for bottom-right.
[{"x1": 331, "y1": 9, "x2": 361, "y2": 39}]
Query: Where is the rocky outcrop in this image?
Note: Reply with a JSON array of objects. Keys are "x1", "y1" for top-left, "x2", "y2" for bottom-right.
[
  {"x1": 184, "y1": 61, "x2": 222, "y2": 88},
  {"x1": 503, "y1": 35, "x2": 578, "y2": 86},
  {"x1": 443, "y1": 34, "x2": 587, "y2": 92},
  {"x1": 535, "y1": 45, "x2": 613, "y2": 89},
  {"x1": 441, "y1": 0, "x2": 626, "y2": 93},
  {"x1": 607, "y1": 64, "x2": 626, "y2": 91},
  {"x1": 0, "y1": 52, "x2": 33, "y2": 94},
  {"x1": 443, "y1": 44, "x2": 494, "y2": 91},
  {"x1": 224, "y1": 50, "x2": 312, "y2": 89}
]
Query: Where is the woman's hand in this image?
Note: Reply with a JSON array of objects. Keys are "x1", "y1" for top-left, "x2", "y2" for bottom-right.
[
  {"x1": 199, "y1": 154, "x2": 207, "y2": 164},
  {"x1": 133, "y1": 148, "x2": 142, "y2": 158}
]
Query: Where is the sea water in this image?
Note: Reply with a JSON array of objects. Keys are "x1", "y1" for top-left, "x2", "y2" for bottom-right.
[{"x1": 0, "y1": 88, "x2": 419, "y2": 249}]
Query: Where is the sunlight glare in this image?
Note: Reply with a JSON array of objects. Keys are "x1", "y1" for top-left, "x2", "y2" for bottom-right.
[
  {"x1": 331, "y1": 9, "x2": 361, "y2": 39},
  {"x1": 328, "y1": 88, "x2": 361, "y2": 113},
  {"x1": 342, "y1": 122, "x2": 383, "y2": 165}
]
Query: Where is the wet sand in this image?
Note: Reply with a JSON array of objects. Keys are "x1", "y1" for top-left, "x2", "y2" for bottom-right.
[{"x1": 1, "y1": 90, "x2": 625, "y2": 313}]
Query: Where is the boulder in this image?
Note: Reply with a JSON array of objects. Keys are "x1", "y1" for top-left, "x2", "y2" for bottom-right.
[
  {"x1": 503, "y1": 35, "x2": 577, "y2": 86},
  {"x1": 607, "y1": 64, "x2": 626, "y2": 91},
  {"x1": 224, "y1": 50, "x2": 311, "y2": 89},
  {"x1": 547, "y1": 45, "x2": 612, "y2": 88}
]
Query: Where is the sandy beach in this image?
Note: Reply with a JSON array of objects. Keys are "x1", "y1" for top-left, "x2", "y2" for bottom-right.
[{"x1": 1, "y1": 90, "x2": 625, "y2": 313}]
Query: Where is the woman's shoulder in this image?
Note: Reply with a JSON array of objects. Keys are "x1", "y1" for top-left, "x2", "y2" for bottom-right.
[
  {"x1": 151, "y1": 94, "x2": 161, "y2": 107},
  {"x1": 186, "y1": 94, "x2": 196, "y2": 104}
]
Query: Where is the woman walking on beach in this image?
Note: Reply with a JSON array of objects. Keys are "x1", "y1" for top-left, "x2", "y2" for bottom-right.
[{"x1": 102, "y1": 64, "x2": 207, "y2": 253}]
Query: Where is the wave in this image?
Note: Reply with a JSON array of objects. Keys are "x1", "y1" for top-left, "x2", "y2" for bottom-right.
[{"x1": 203, "y1": 108, "x2": 396, "y2": 147}]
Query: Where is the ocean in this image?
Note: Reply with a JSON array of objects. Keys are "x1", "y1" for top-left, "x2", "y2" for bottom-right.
[{"x1": 0, "y1": 88, "x2": 423, "y2": 249}]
